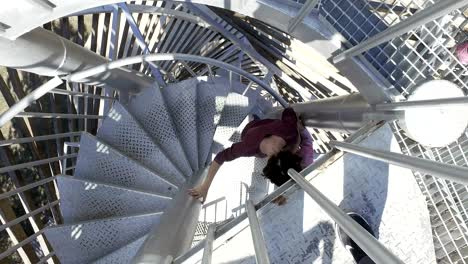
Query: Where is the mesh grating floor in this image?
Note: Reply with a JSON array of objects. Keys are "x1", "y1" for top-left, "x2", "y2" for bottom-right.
[
  {"x1": 318, "y1": 0, "x2": 468, "y2": 97},
  {"x1": 392, "y1": 122, "x2": 468, "y2": 263},
  {"x1": 311, "y1": 0, "x2": 468, "y2": 262}
]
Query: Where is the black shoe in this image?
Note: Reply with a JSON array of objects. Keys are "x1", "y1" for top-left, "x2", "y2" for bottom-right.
[{"x1": 336, "y1": 212, "x2": 376, "y2": 264}]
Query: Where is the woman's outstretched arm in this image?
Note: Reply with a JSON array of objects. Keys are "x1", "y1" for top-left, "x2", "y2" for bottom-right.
[{"x1": 187, "y1": 160, "x2": 221, "y2": 202}]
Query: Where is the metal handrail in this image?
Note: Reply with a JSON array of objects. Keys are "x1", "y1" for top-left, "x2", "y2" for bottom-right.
[
  {"x1": 375, "y1": 96, "x2": 468, "y2": 111},
  {"x1": 37, "y1": 252, "x2": 55, "y2": 264},
  {"x1": 15, "y1": 112, "x2": 105, "y2": 119},
  {"x1": 0, "y1": 176, "x2": 58, "y2": 201},
  {"x1": 331, "y1": 141, "x2": 468, "y2": 185},
  {"x1": 0, "y1": 154, "x2": 78, "y2": 174},
  {"x1": 66, "y1": 53, "x2": 289, "y2": 107},
  {"x1": 0, "y1": 229, "x2": 47, "y2": 260},
  {"x1": 0, "y1": 76, "x2": 62, "y2": 127},
  {"x1": 49, "y1": 89, "x2": 115, "y2": 100},
  {"x1": 288, "y1": 169, "x2": 404, "y2": 264},
  {"x1": 0, "y1": 132, "x2": 81, "y2": 147},
  {"x1": 245, "y1": 200, "x2": 270, "y2": 264},
  {"x1": 0, "y1": 200, "x2": 60, "y2": 233}
]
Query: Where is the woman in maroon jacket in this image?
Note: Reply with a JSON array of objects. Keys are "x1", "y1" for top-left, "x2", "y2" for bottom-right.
[{"x1": 189, "y1": 107, "x2": 312, "y2": 203}]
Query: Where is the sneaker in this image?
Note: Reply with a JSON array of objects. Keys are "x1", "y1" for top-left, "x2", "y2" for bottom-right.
[{"x1": 336, "y1": 212, "x2": 376, "y2": 264}]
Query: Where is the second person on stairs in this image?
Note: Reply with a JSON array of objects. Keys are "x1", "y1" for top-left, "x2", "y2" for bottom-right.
[{"x1": 188, "y1": 107, "x2": 314, "y2": 205}]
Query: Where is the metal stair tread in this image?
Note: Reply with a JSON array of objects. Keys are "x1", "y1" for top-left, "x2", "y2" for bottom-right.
[
  {"x1": 44, "y1": 212, "x2": 162, "y2": 264},
  {"x1": 97, "y1": 101, "x2": 186, "y2": 186},
  {"x1": 209, "y1": 92, "x2": 254, "y2": 160},
  {"x1": 91, "y1": 235, "x2": 147, "y2": 264},
  {"x1": 127, "y1": 84, "x2": 193, "y2": 178},
  {"x1": 196, "y1": 76, "x2": 230, "y2": 167},
  {"x1": 162, "y1": 77, "x2": 200, "y2": 171},
  {"x1": 75, "y1": 132, "x2": 179, "y2": 196},
  {"x1": 57, "y1": 175, "x2": 171, "y2": 224}
]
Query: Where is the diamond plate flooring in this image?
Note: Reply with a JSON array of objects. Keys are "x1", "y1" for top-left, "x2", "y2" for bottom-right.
[{"x1": 205, "y1": 124, "x2": 436, "y2": 264}]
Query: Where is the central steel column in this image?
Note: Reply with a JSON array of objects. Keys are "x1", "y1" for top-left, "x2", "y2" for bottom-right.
[
  {"x1": 0, "y1": 27, "x2": 154, "y2": 94},
  {"x1": 132, "y1": 168, "x2": 208, "y2": 264},
  {"x1": 270, "y1": 93, "x2": 372, "y2": 133}
]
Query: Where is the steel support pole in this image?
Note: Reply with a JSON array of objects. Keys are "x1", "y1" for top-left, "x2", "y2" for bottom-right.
[
  {"x1": 331, "y1": 141, "x2": 468, "y2": 185},
  {"x1": 132, "y1": 169, "x2": 207, "y2": 264},
  {"x1": 245, "y1": 200, "x2": 270, "y2": 264},
  {"x1": 288, "y1": 0, "x2": 320, "y2": 33},
  {"x1": 201, "y1": 224, "x2": 216, "y2": 264},
  {"x1": 375, "y1": 96, "x2": 468, "y2": 111},
  {"x1": 270, "y1": 93, "x2": 371, "y2": 133},
  {"x1": 0, "y1": 76, "x2": 62, "y2": 127},
  {"x1": 333, "y1": 0, "x2": 468, "y2": 63},
  {"x1": 0, "y1": 27, "x2": 154, "y2": 94},
  {"x1": 288, "y1": 170, "x2": 404, "y2": 264}
]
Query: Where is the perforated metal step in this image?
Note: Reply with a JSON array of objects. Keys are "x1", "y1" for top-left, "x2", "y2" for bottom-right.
[
  {"x1": 196, "y1": 77, "x2": 230, "y2": 167},
  {"x1": 75, "y1": 133, "x2": 178, "y2": 196},
  {"x1": 57, "y1": 176, "x2": 171, "y2": 223},
  {"x1": 162, "y1": 78, "x2": 199, "y2": 171},
  {"x1": 127, "y1": 85, "x2": 192, "y2": 178},
  {"x1": 97, "y1": 101, "x2": 186, "y2": 186},
  {"x1": 92, "y1": 235, "x2": 147, "y2": 264},
  {"x1": 44, "y1": 212, "x2": 161, "y2": 264},
  {"x1": 209, "y1": 92, "x2": 253, "y2": 158}
]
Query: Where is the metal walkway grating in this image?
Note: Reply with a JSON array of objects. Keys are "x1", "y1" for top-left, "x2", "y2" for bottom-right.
[
  {"x1": 319, "y1": 0, "x2": 467, "y2": 97},
  {"x1": 392, "y1": 122, "x2": 468, "y2": 263},
  {"x1": 315, "y1": 0, "x2": 468, "y2": 262}
]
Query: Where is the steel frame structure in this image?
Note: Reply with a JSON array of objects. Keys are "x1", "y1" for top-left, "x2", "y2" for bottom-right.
[{"x1": 0, "y1": 0, "x2": 467, "y2": 263}]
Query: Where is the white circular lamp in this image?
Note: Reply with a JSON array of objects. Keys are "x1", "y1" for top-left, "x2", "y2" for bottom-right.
[{"x1": 398, "y1": 80, "x2": 468, "y2": 148}]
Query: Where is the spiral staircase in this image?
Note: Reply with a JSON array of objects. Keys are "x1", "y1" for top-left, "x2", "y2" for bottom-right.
[
  {"x1": 43, "y1": 75, "x2": 256, "y2": 263},
  {"x1": 0, "y1": 0, "x2": 467, "y2": 264}
]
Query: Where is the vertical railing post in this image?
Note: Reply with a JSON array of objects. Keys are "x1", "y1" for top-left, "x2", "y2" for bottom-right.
[
  {"x1": 245, "y1": 200, "x2": 270, "y2": 264},
  {"x1": 201, "y1": 224, "x2": 216, "y2": 264}
]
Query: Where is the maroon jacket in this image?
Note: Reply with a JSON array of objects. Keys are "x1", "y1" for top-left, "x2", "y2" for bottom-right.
[{"x1": 214, "y1": 108, "x2": 298, "y2": 165}]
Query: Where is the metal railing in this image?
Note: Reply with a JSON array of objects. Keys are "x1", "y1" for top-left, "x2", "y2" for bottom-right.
[
  {"x1": 66, "y1": 53, "x2": 289, "y2": 107},
  {"x1": 245, "y1": 200, "x2": 270, "y2": 264},
  {"x1": 0, "y1": 73, "x2": 117, "y2": 263},
  {"x1": 0, "y1": 2, "x2": 292, "y2": 260},
  {"x1": 1, "y1": 0, "x2": 467, "y2": 263}
]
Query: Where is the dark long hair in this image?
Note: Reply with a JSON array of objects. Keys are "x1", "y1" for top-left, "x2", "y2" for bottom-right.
[{"x1": 262, "y1": 151, "x2": 302, "y2": 187}]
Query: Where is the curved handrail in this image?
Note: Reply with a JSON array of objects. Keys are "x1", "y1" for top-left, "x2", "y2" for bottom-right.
[{"x1": 66, "y1": 53, "x2": 289, "y2": 107}]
